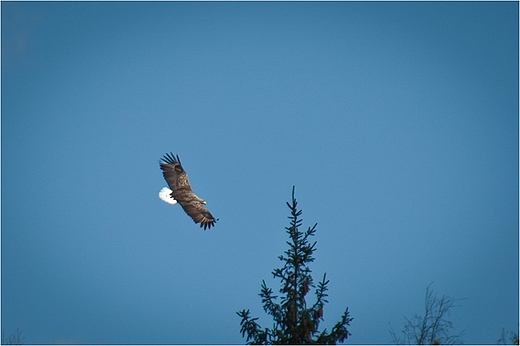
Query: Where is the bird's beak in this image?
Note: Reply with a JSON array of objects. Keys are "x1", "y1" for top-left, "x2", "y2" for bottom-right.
[{"x1": 202, "y1": 200, "x2": 207, "y2": 205}]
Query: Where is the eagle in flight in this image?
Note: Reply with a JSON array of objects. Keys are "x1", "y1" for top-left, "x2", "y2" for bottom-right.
[{"x1": 158, "y1": 152, "x2": 218, "y2": 230}]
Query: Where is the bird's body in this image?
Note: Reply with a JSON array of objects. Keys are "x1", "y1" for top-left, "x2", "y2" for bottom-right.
[{"x1": 159, "y1": 152, "x2": 217, "y2": 230}]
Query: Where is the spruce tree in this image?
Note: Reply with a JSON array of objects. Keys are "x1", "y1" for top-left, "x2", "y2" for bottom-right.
[{"x1": 237, "y1": 187, "x2": 353, "y2": 344}]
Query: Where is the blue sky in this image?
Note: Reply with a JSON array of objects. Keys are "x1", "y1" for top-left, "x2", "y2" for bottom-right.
[{"x1": 1, "y1": 2, "x2": 518, "y2": 344}]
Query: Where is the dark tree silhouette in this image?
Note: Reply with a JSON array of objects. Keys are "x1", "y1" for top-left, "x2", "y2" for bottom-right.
[
  {"x1": 237, "y1": 186, "x2": 353, "y2": 344},
  {"x1": 390, "y1": 284, "x2": 464, "y2": 345},
  {"x1": 497, "y1": 328, "x2": 519, "y2": 345},
  {"x1": 1, "y1": 328, "x2": 24, "y2": 345}
]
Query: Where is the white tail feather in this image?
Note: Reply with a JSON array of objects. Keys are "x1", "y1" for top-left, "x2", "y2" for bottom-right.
[{"x1": 159, "y1": 187, "x2": 177, "y2": 205}]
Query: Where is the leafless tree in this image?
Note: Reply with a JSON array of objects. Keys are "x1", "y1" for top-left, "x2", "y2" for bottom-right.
[
  {"x1": 390, "y1": 284, "x2": 464, "y2": 345},
  {"x1": 497, "y1": 327, "x2": 519, "y2": 345},
  {"x1": 1, "y1": 328, "x2": 24, "y2": 345}
]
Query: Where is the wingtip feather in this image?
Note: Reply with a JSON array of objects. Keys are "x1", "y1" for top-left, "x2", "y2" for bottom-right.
[{"x1": 160, "y1": 152, "x2": 181, "y2": 165}]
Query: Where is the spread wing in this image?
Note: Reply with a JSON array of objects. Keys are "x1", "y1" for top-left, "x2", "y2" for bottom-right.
[
  {"x1": 159, "y1": 152, "x2": 218, "y2": 230},
  {"x1": 176, "y1": 200, "x2": 217, "y2": 230},
  {"x1": 159, "y1": 152, "x2": 191, "y2": 193}
]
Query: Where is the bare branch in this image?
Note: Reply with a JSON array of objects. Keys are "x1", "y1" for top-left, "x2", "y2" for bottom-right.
[{"x1": 389, "y1": 284, "x2": 464, "y2": 345}]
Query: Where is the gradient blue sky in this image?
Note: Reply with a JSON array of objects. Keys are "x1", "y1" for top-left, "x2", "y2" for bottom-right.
[{"x1": 2, "y1": 2, "x2": 518, "y2": 344}]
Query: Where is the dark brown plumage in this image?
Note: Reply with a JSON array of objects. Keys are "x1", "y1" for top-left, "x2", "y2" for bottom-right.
[{"x1": 159, "y1": 152, "x2": 218, "y2": 230}]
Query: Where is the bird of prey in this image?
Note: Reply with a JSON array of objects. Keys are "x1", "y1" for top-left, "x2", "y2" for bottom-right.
[{"x1": 158, "y1": 152, "x2": 218, "y2": 230}]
